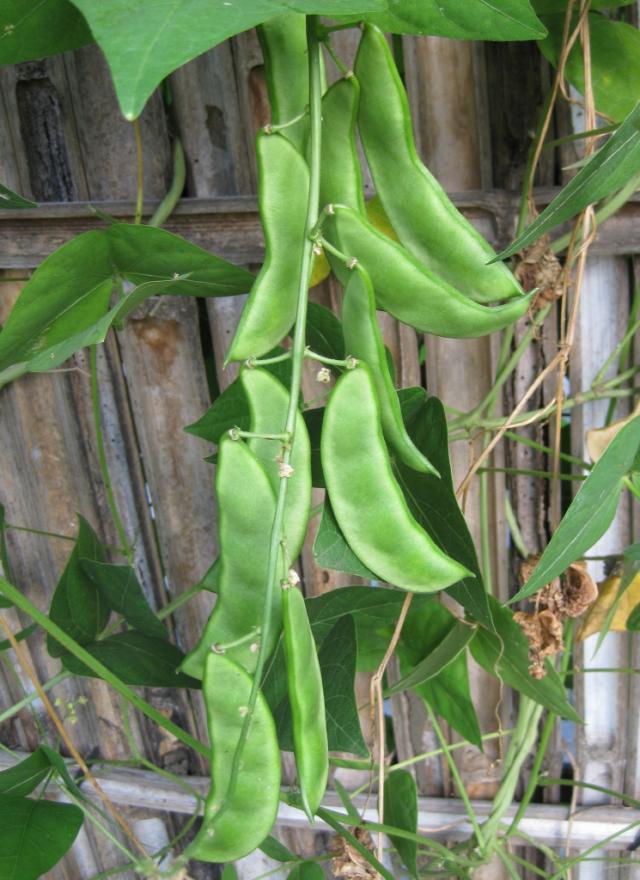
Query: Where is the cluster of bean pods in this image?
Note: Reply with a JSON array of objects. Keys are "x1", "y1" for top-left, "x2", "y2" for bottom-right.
[{"x1": 185, "y1": 14, "x2": 528, "y2": 865}]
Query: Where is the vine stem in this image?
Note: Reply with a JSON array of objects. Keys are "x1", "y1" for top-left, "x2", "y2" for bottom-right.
[
  {"x1": 369, "y1": 590, "x2": 413, "y2": 861},
  {"x1": 132, "y1": 119, "x2": 144, "y2": 225},
  {"x1": 0, "y1": 613, "x2": 149, "y2": 860},
  {"x1": 89, "y1": 346, "x2": 132, "y2": 561},
  {"x1": 196, "y1": 15, "x2": 324, "y2": 839},
  {"x1": 0, "y1": 576, "x2": 209, "y2": 758}
]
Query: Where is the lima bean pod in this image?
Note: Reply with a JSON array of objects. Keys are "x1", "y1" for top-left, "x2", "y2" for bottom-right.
[
  {"x1": 342, "y1": 265, "x2": 439, "y2": 475},
  {"x1": 226, "y1": 132, "x2": 309, "y2": 363},
  {"x1": 258, "y1": 13, "x2": 309, "y2": 154},
  {"x1": 241, "y1": 366, "x2": 312, "y2": 559},
  {"x1": 322, "y1": 365, "x2": 472, "y2": 592},
  {"x1": 355, "y1": 24, "x2": 524, "y2": 305},
  {"x1": 319, "y1": 76, "x2": 365, "y2": 214},
  {"x1": 180, "y1": 436, "x2": 278, "y2": 679},
  {"x1": 282, "y1": 584, "x2": 328, "y2": 821},
  {"x1": 326, "y1": 205, "x2": 533, "y2": 338},
  {"x1": 188, "y1": 652, "x2": 280, "y2": 863}
]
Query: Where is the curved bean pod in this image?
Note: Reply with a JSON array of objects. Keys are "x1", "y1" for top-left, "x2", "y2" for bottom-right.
[
  {"x1": 319, "y1": 76, "x2": 365, "y2": 214},
  {"x1": 326, "y1": 205, "x2": 532, "y2": 338},
  {"x1": 188, "y1": 652, "x2": 281, "y2": 863},
  {"x1": 180, "y1": 436, "x2": 278, "y2": 679},
  {"x1": 342, "y1": 266, "x2": 438, "y2": 475},
  {"x1": 322, "y1": 365, "x2": 471, "y2": 592},
  {"x1": 226, "y1": 132, "x2": 309, "y2": 363},
  {"x1": 355, "y1": 24, "x2": 524, "y2": 305},
  {"x1": 241, "y1": 367, "x2": 312, "y2": 559},
  {"x1": 282, "y1": 584, "x2": 328, "y2": 820},
  {"x1": 258, "y1": 13, "x2": 309, "y2": 154}
]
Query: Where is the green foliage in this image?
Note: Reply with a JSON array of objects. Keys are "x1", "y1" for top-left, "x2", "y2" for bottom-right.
[
  {"x1": 384, "y1": 770, "x2": 419, "y2": 878},
  {"x1": 0, "y1": 0, "x2": 93, "y2": 65},
  {"x1": 499, "y1": 102, "x2": 640, "y2": 258},
  {"x1": 0, "y1": 798, "x2": 84, "y2": 880},
  {"x1": 0, "y1": 182, "x2": 36, "y2": 208}
]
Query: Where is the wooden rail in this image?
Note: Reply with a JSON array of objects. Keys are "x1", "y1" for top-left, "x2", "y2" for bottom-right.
[{"x1": 1, "y1": 188, "x2": 639, "y2": 270}]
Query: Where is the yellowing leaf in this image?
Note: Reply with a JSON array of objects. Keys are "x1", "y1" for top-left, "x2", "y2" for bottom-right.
[
  {"x1": 309, "y1": 248, "x2": 331, "y2": 288},
  {"x1": 365, "y1": 195, "x2": 399, "y2": 242},
  {"x1": 587, "y1": 401, "x2": 640, "y2": 463},
  {"x1": 578, "y1": 572, "x2": 640, "y2": 641}
]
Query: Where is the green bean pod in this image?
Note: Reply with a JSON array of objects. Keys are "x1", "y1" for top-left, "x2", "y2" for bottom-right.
[
  {"x1": 342, "y1": 266, "x2": 438, "y2": 476},
  {"x1": 258, "y1": 13, "x2": 309, "y2": 154},
  {"x1": 180, "y1": 435, "x2": 278, "y2": 679},
  {"x1": 326, "y1": 205, "x2": 532, "y2": 338},
  {"x1": 282, "y1": 584, "x2": 328, "y2": 821},
  {"x1": 226, "y1": 132, "x2": 309, "y2": 363},
  {"x1": 322, "y1": 365, "x2": 471, "y2": 592},
  {"x1": 188, "y1": 652, "x2": 281, "y2": 863},
  {"x1": 319, "y1": 76, "x2": 365, "y2": 214},
  {"x1": 355, "y1": 24, "x2": 524, "y2": 305},
  {"x1": 241, "y1": 366, "x2": 312, "y2": 558}
]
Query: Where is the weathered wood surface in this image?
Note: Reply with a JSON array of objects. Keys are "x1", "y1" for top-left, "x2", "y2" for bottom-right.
[
  {"x1": 1, "y1": 22, "x2": 639, "y2": 880},
  {"x1": 2, "y1": 189, "x2": 640, "y2": 269}
]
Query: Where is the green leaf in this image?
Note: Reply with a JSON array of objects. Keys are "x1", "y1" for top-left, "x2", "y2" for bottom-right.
[
  {"x1": 0, "y1": 504, "x2": 13, "y2": 606},
  {"x1": 397, "y1": 599, "x2": 482, "y2": 748},
  {"x1": 0, "y1": 183, "x2": 36, "y2": 209},
  {"x1": 472, "y1": 597, "x2": 580, "y2": 722},
  {"x1": 288, "y1": 862, "x2": 325, "y2": 880},
  {"x1": 47, "y1": 516, "x2": 110, "y2": 659},
  {"x1": 512, "y1": 416, "x2": 640, "y2": 603},
  {"x1": 221, "y1": 866, "x2": 239, "y2": 880},
  {"x1": 306, "y1": 585, "x2": 414, "y2": 640},
  {"x1": 533, "y1": 0, "x2": 634, "y2": 9},
  {"x1": 306, "y1": 302, "x2": 345, "y2": 362},
  {"x1": 0, "y1": 0, "x2": 93, "y2": 66},
  {"x1": 627, "y1": 602, "x2": 640, "y2": 631},
  {"x1": 303, "y1": 407, "x2": 325, "y2": 488},
  {"x1": 80, "y1": 560, "x2": 166, "y2": 640},
  {"x1": 0, "y1": 750, "x2": 51, "y2": 798},
  {"x1": 60, "y1": 630, "x2": 200, "y2": 688},
  {"x1": 384, "y1": 770, "x2": 418, "y2": 879},
  {"x1": 396, "y1": 395, "x2": 494, "y2": 630},
  {"x1": 386, "y1": 621, "x2": 476, "y2": 695},
  {"x1": 498, "y1": 102, "x2": 640, "y2": 259},
  {"x1": 313, "y1": 501, "x2": 375, "y2": 579},
  {"x1": 0, "y1": 225, "x2": 253, "y2": 383},
  {"x1": 185, "y1": 350, "x2": 292, "y2": 446},
  {"x1": 259, "y1": 834, "x2": 297, "y2": 863},
  {"x1": 539, "y1": 13, "x2": 640, "y2": 123},
  {"x1": 367, "y1": 0, "x2": 546, "y2": 41},
  {"x1": 264, "y1": 614, "x2": 368, "y2": 756},
  {"x1": 0, "y1": 624, "x2": 37, "y2": 652},
  {"x1": 333, "y1": 778, "x2": 362, "y2": 822},
  {"x1": 0, "y1": 797, "x2": 83, "y2": 880}
]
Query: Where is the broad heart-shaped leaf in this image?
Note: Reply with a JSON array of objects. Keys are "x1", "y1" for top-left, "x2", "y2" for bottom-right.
[
  {"x1": 472, "y1": 597, "x2": 580, "y2": 722},
  {"x1": 60, "y1": 630, "x2": 200, "y2": 688},
  {"x1": 287, "y1": 862, "x2": 325, "y2": 880},
  {"x1": 396, "y1": 598, "x2": 482, "y2": 748},
  {"x1": 512, "y1": 416, "x2": 640, "y2": 603},
  {"x1": 386, "y1": 621, "x2": 475, "y2": 695},
  {"x1": 0, "y1": 224, "x2": 253, "y2": 384},
  {"x1": 397, "y1": 393, "x2": 494, "y2": 631},
  {"x1": 362, "y1": 0, "x2": 546, "y2": 40},
  {"x1": 384, "y1": 771, "x2": 418, "y2": 879},
  {"x1": 80, "y1": 560, "x2": 166, "y2": 640},
  {"x1": 0, "y1": 1, "x2": 93, "y2": 66},
  {"x1": 498, "y1": 102, "x2": 640, "y2": 259},
  {"x1": 539, "y1": 13, "x2": 640, "y2": 123},
  {"x1": 313, "y1": 501, "x2": 375, "y2": 579},
  {"x1": 0, "y1": 750, "x2": 51, "y2": 798},
  {"x1": 0, "y1": 182, "x2": 36, "y2": 209},
  {"x1": 305, "y1": 585, "x2": 411, "y2": 642},
  {"x1": 264, "y1": 613, "x2": 368, "y2": 756},
  {"x1": 306, "y1": 302, "x2": 345, "y2": 363},
  {"x1": 0, "y1": 797, "x2": 83, "y2": 880},
  {"x1": 185, "y1": 350, "x2": 291, "y2": 446},
  {"x1": 47, "y1": 516, "x2": 109, "y2": 659}
]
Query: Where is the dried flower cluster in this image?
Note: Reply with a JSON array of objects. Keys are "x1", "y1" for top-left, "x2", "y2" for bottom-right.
[
  {"x1": 514, "y1": 557, "x2": 598, "y2": 678},
  {"x1": 331, "y1": 826, "x2": 381, "y2": 879}
]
